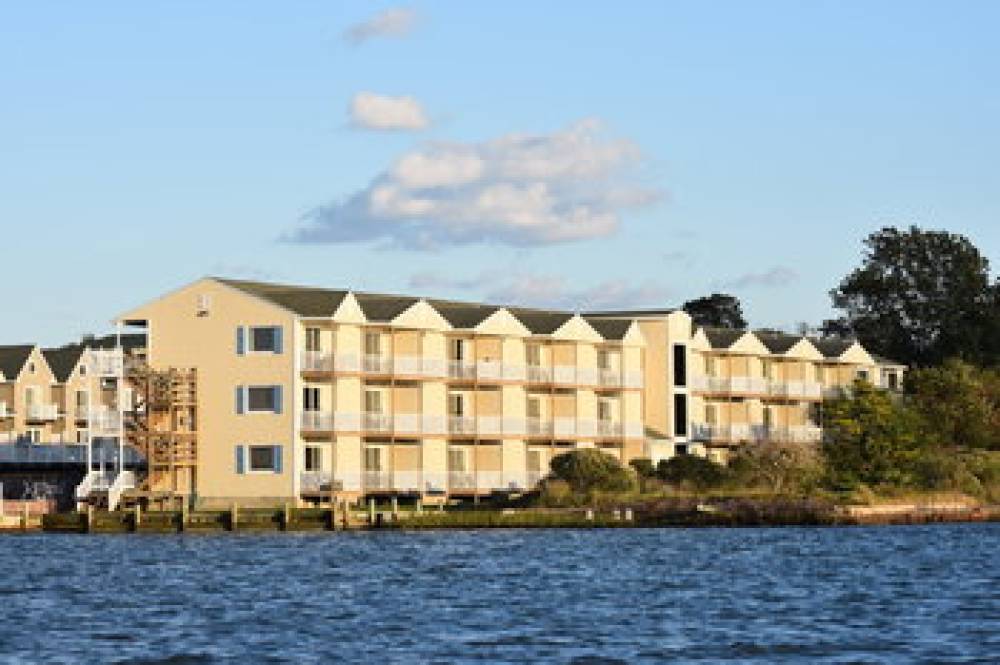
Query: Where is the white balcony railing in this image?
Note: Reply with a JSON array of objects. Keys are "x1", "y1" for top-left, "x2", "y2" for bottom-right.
[
  {"x1": 301, "y1": 351, "x2": 333, "y2": 372},
  {"x1": 89, "y1": 349, "x2": 124, "y2": 377},
  {"x1": 448, "y1": 416, "x2": 477, "y2": 435},
  {"x1": 362, "y1": 412, "x2": 392, "y2": 433},
  {"x1": 26, "y1": 404, "x2": 59, "y2": 421},
  {"x1": 88, "y1": 408, "x2": 122, "y2": 434},
  {"x1": 526, "y1": 417, "x2": 554, "y2": 436},
  {"x1": 598, "y1": 369, "x2": 623, "y2": 387},
  {"x1": 0, "y1": 402, "x2": 10, "y2": 418},
  {"x1": 526, "y1": 365, "x2": 553, "y2": 383},
  {"x1": 393, "y1": 413, "x2": 422, "y2": 435},
  {"x1": 448, "y1": 361, "x2": 476, "y2": 379},
  {"x1": 363, "y1": 354, "x2": 392, "y2": 375},
  {"x1": 597, "y1": 420, "x2": 623, "y2": 437}
]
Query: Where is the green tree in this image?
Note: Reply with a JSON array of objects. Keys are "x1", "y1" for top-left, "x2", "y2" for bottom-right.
[
  {"x1": 828, "y1": 226, "x2": 997, "y2": 367},
  {"x1": 547, "y1": 448, "x2": 637, "y2": 493},
  {"x1": 906, "y1": 360, "x2": 1000, "y2": 450},
  {"x1": 729, "y1": 440, "x2": 822, "y2": 494},
  {"x1": 822, "y1": 380, "x2": 923, "y2": 488},
  {"x1": 683, "y1": 293, "x2": 747, "y2": 329},
  {"x1": 655, "y1": 454, "x2": 728, "y2": 490}
]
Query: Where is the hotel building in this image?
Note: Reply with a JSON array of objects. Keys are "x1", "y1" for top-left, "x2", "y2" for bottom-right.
[{"x1": 110, "y1": 277, "x2": 904, "y2": 508}]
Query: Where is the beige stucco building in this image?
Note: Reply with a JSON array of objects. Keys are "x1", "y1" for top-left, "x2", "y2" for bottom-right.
[
  {"x1": 112, "y1": 277, "x2": 903, "y2": 507},
  {"x1": 0, "y1": 339, "x2": 129, "y2": 446}
]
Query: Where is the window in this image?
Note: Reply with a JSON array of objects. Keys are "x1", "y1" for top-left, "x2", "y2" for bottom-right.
[
  {"x1": 857, "y1": 369, "x2": 870, "y2": 382},
  {"x1": 364, "y1": 447, "x2": 382, "y2": 472},
  {"x1": 763, "y1": 406, "x2": 773, "y2": 430},
  {"x1": 448, "y1": 393, "x2": 464, "y2": 416},
  {"x1": 597, "y1": 349, "x2": 610, "y2": 370},
  {"x1": 705, "y1": 404, "x2": 717, "y2": 425},
  {"x1": 448, "y1": 338, "x2": 466, "y2": 362},
  {"x1": 673, "y1": 394, "x2": 688, "y2": 437},
  {"x1": 526, "y1": 344, "x2": 541, "y2": 367},
  {"x1": 672, "y1": 344, "x2": 687, "y2": 387},
  {"x1": 705, "y1": 355, "x2": 716, "y2": 377},
  {"x1": 364, "y1": 332, "x2": 381, "y2": 356},
  {"x1": 28, "y1": 362, "x2": 35, "y2": 374},
  {"x1": 76, "y1": 430, "x2": 89, "y2": 444},
  {"x1": 598, "y1": 399, "x2": 613, "y2": 422},
  {"x1": 303, "y1": 387, "x2": 320, "y2": 412},
  {"x1": 306, "y1": 328, "x2": 322, "y2": 352},
  {"x1": 244, "y1": 386, "x2": 281, "y2": 413},
  {"x1": 526, "y1": 396, "x2": 541, "y2": 419},
  {"x1": 248, "y1": 445, "x2": 278, "y2": 472},
  {"x1": 887, "y1": 371, "x2": 898, "y2": 390},
  {"x1": 364, "y1": 390, "x2": 383, "y2": 414},
  {"x1": 197, "y1": 294, "x2": 211, "y2": 316},
  {"x1": 527, "y1": 450, "x2": 542, "y2": 473},
  {"x1": 251, "y1": 327, "x2": 279, "y2": 353},
  {"x1": 761, "y1": 359, "x2": 774, "y2": 380},
  {"x1": 79, "y1": 364, "x2": 87, "y2": 377},
  {"x1": 448, "y1": 448, "x2": 467, "y2": 472},
  {"x1": 76, "y1": 390, "x2": 88, "y2": 409},
  {"x1": 305, "y1": 446, "x2": 322, "y2": 472}
]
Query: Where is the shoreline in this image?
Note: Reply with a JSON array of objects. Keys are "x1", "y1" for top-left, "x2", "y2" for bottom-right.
[{"x1": 2, "y1": 498, "x2": 997, "y2": 533}]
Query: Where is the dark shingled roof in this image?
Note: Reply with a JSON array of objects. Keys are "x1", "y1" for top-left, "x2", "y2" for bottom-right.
[
  {"x1": 811, "y1": 338, "x2": 855, "y2": 359},
  {"x1": 584, "y1": 307, "x2": 677, "y2": 318},
  {"x1": 700, "y1": 327, "x2": 745, "y2": 350},
  {"x1": 0, "y1": 345, "x2": 34, "y2": 381},
  {"x1": 353, "y1": 293, "x2": 419, "y2": 322},
  {"x1": 215, "y1": 277, "x2": 640, "y2": 341},
  {"x1": 42, "y1": 345, "x2": 86, "y2": 382},
  {"x1": 508, "y1": 308, "x2": 574, "y2": 335},
  {"x1": 584, "y1": 317, "x2": 633, "y2": 341},
  {"x1": 218, "y1": 278, "x2": 349, "y2": 317},
  {"x1": 427, "y1": 300, "x2": 500, "y2": 329},
  {"x1": 755, "y1": 331, "x2": 804, "y2": 355}
]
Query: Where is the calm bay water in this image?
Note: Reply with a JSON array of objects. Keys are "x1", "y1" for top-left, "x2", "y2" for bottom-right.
[{"x1": 0, "y1": 525, "x2": 996, "y2": 664}]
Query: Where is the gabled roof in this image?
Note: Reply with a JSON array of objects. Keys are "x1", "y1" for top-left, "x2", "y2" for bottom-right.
[
  {"x1": 42, "y1": 345, "x2": 86, "y2": 383},
  {"x1": 508, "y1": 308, "x2": 575, "y2": 335},
  {"x1": 584, "y1": 317, "x2": 633, "y2": 341},
  {"x1": 353, "y1": 293, "x2": 420, "y2": 322},
  {"x1": 754, "y1": 331, "x2": 803, "y2": 355},
  {"x1": 217, "y1": 278, "x2": 349, "y2": 317},
  {"x1": 701, "y1": 327, "x2": 745, "y2": 350},
  {"x1": 811, "y1": 337, "x2": 855, "y2": 359},
  {"x1": 428, "y1": 300, "x2": 500, "y2": 329},
  {"x1": 584, "y1": 307, "x2": 677, "y2": 319},
  {"x1": 0, "y1": 345, "x2": 34, "y2": 382}
]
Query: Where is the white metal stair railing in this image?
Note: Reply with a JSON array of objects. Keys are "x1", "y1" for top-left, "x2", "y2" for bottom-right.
[
  {"x1": 107, "y1": 471, "x2": 136, "y2": 511},
  {"x1": 75, "y1": 470, "x2": 104, "y2": 501}
]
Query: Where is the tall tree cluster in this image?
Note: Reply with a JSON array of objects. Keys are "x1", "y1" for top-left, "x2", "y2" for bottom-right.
[{"x1": 826, "y1": 226, "x2": 998, "y2": 367}]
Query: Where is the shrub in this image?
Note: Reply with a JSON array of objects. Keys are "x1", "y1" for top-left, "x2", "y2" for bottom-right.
[
  {"x1": 656, "y1": 454, "x2": 728, "y2": 490},
  {"x1": 548, "y1": 448, "x2": 637, "y2": 494},
  {"x1": 629, "y1": 458, "x2": 656, "y2": 478}
]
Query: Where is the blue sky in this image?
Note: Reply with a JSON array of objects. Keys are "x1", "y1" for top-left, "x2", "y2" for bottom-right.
[{"x1": 2, "y1": 1, "x2": 998, "y2": 345}]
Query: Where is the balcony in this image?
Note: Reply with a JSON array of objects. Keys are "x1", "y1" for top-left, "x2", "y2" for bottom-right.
[
  {"x1": 363, "y1": 412, "x2": 392, "y2": 433},
  {"x1": 693, "y1": 423, "x2": 824, "y2": 444},
  {"x1": 89, "y1": 349, "x2": 124, "y2": 377},
  {"x1": 448, "y1": 415, "x2": 477, "y2": 436},
  {"x1": 598, "y1": 369, "x2": 623, "y2": 388},
  {"x1": 87, "y1": 407, "x2": 122, "y2": 434},
  {"x1": 526, "y1": 417, "x2": 554, "y2": 436},
  {"x1": 526, "y1": 365, "x2": 553, "y2": 383},
  {"x1": 596, "y1": 420, "x2": 623, "y2": 437},
  {"x1": 299, "y1": 472, "x2": 340, "y2": 493},
  {"x1": 25, "y1": 404, "x2": 59, "y2": 422},
  {"x1": 0, "y1": 403, "x2": 11, "y2": 419},
  {"x1": 448, "y1": 471, "x2": 504, "y2": 492},
  {"x1": 767, "y1": 380, "x2": 823, "y2": 399}
]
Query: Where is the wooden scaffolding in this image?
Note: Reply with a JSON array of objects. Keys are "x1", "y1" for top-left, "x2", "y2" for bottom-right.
[{"x1": 126, "y1": 365, "x2": 198, "y2": 510}]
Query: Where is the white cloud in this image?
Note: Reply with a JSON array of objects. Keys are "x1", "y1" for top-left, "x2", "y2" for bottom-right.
[
  {"x1": 717, "y1": 266, "x2": 798, "y2": 289},
  {"x1": 350, "y1": 92, "x2": 429, "y2": 131},
  {"x1": 290, "y1": 119, "x2": 661, "y2": 249},
  {"x1": 344, "y1": 7, "x2": 416, "y2": 45},
  {"x1": 407, "y1": 271, "x2": 671, "y2": 311}
]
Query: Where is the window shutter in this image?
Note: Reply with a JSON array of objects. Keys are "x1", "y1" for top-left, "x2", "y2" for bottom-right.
[
  {"x1": 273, "y1": 385, "x2": 283, "y2": 414},
  {"x1": 235, "y1": 445, "x2": 245, "y2": 474},
  {"x1": 273, "y1": 327, "x2": 283, "y2": 354},
  {"x1": 236, "y1": 326, "x2": 246, "y2": 356},
  {"x1": 236, "y1": 386, "x2": 245, "y2": 414},
  {"x1": 273, "y1": 445, "x2": 283, "y2": 473}
]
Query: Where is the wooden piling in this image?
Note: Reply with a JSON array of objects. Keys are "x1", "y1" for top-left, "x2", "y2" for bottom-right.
[{"x1": 230, "y1": 502, "x2": 238, "y2": 531}]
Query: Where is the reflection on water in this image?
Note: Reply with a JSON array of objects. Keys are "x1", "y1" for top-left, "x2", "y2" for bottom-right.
[{"x1": 0, "y1": 524, "x2": 996, "y2": 663}]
